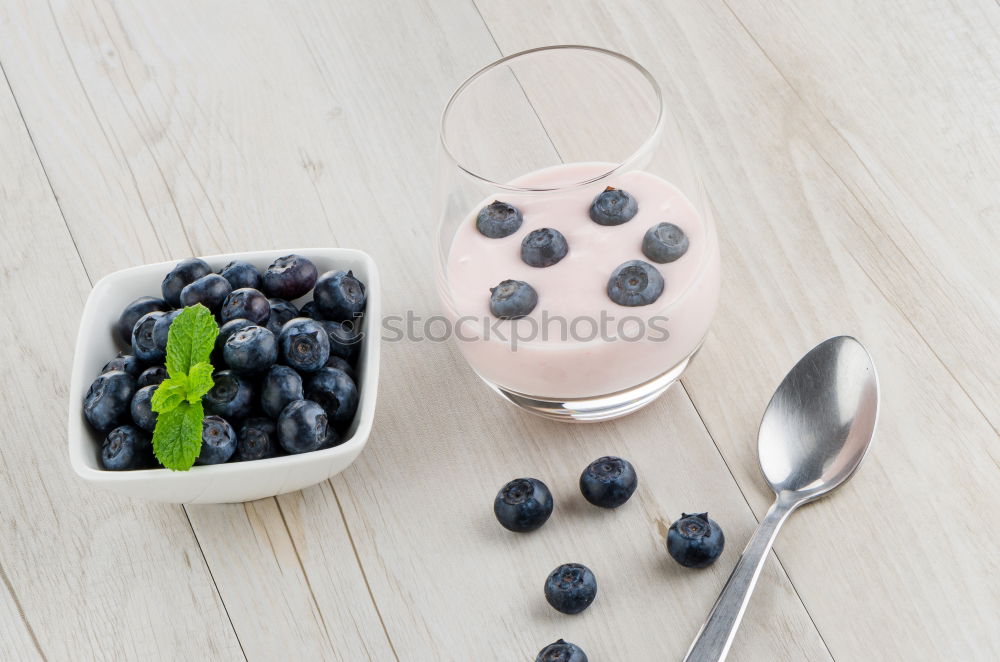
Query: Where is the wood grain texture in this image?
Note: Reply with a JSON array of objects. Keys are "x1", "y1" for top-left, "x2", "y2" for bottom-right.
[{"x1": 0, "y1": 0, "x2": 997, "y2": 659}]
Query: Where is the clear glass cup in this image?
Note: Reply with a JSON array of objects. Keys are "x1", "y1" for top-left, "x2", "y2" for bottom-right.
[{"x1": 435, "y1": 46, "x2": 720, "y2": 421}]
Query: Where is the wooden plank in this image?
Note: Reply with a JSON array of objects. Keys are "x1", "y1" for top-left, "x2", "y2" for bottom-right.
[
  {"x1": 470, "y1": 0, "x2": 1000, "y2": 658},
  {"x1": 0, "y1": 66, "x2": 244, "y2": 661},
  {"x1": 0, "y1": 0, "x2": 832, "y2": 659}
]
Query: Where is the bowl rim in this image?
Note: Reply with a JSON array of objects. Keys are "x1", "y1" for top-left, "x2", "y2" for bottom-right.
[{"x1": 67, "y1": 247, "x2": 381, "y2": 484}]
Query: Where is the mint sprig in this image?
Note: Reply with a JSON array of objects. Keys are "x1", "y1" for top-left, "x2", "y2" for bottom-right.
[{"x1": 151, "y1": 304, "x2": 219, "y2": 471}]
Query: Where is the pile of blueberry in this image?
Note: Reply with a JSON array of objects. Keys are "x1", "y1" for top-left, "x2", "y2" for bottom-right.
[
  {"x1": 493, "y1": 457, "x2": 725, "y2": 661},
  {"x1": 477, "y1": 187, "x2": 691, "y2": 320},
  {"x1": 82, "y1": 254, "x2": 367, "y2": 470}
]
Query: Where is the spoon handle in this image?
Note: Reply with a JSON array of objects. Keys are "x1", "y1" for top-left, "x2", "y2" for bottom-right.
[{"x1": 683, "y1": 496, "x2": 796, "y2": 662}]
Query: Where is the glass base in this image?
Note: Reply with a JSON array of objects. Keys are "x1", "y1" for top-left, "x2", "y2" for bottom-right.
[{"x1": 480, "y1": 344, "x2": 701, "y2": 422}]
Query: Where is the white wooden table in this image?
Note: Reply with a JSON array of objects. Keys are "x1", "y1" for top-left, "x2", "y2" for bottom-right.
[{"x1": 1, "y1": 1, "x2": 997, "y2": 660}]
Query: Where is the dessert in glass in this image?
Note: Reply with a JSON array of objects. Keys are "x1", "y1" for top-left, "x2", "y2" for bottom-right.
[{"x1": 435, "y1": 46, "x2": 720, "y2": 421}]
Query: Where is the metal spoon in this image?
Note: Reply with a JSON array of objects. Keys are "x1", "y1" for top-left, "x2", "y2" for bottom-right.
[{"x1": 684, "y1": 336, "x2": 879, "y2": 661}]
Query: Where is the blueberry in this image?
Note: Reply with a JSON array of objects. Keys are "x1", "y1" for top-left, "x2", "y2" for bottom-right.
[
  {"x1": 132, "y1": 311, "x2": 166, "y2": 363},
  {"x1": 589, "y1": 186, "x2": 637, "y2": 226},
  {"x1": 100, "y1": 425, "x2": 153, "y2": 471},
  {"x1": 493, "y1": 478, "x2": 553, "y2": 533},
  {"x1": 579, "y1": 456, "x2": 637, "y2": 509},
  {"x1": 279, "y1": 318, "x2": 330, "y2": 373},
  {"x1": 262, "y1": 254, "x2": 318, "y2": 299},
  {"x1": 642, "y1": 222, "x2": 689, "y2": 263},
  {"x1": 221, "y1": 288, "x2": 270, "y2": 325},
  {"x1": 130, "y1": 385, "x2": 159, "y2": 432},
  {"x1": 102, "y1": 353, "x2": 141, "y2": 378},
  {"x1": 318, "y1": 319, "x2": 362, "y2": 363},
  {"x1": 544, "y1": 563, "x2": 597, "y2": 615},
  {"x1": 299, "y1": 301, "x2": 317, "y2": 319},
  {"x1": 196, "y1": 415, "x2": 237, "y2": 464},
  {"x1": 224, "y1": 325, "x2": 277, "y2": 375},
  {"x1": 260, "y1": 365, "x2": 305, "y2": 419},
  {"x1": 667, "y1": 513, "x2": 725, "y2": 568},
  {"x1": 607, "y1": 260, "x2": 664, "y2": 307},
  {"x1": 137, "y1": 365, "x2": 168, "y2": 387},
  {"x1": 204, "y1": 369, "x2": 254, "y2": 420},
  {"x1": 152, "y1": 309, "x2": 183, "y2": 356},
  {"x1": 216, "y1": 318, "x2": 255, "y2": 355},
  {"x1": 536, "y1": 640, "x2": 589, "y2": 662},
  {"x1": 84, "y1": 370, "x2": 136, "y2": 431},
  {"x1": 219, "y1": 260, "x2": 262, "y2": 290},
  {"x1": 277, "y1": 399, "x2": 335, "y2": 454},
  {"x1": 476, "y1": 200, "x2": 523, "y2": 238},
  {"x1": 324, "y1": 355, "x2": 357, "y2": 381},
  {"x1": 305, "y1": 367, "x2": 358, "y2": 427},
  {"x1": 314, "y1": 270, "x2": 367, "y2": 321},
  {"x1": 236, "y1": 417, "x2": 279, "y2": 461},
  {"x1": 161, "y1": 258, "x2": 212, "y2": 307},
  {"x1": 489, "y1": 280, "x2": 537, "y2": 320},
  {"x1": 266, "y1": 298, "x2": 299, "y2": 336},
  {"x1": 521, "y1": 228, "x2": 568, "y2": 268},
  {"x1": 180, "y1": 273, "x2": 232, "y2": 312},
  {"x1": 116, "y1": 296, "x2": 168, "y2": 345}
]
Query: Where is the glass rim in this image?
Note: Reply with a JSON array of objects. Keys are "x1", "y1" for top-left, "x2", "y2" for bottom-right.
[{"x1": 438, "y1": 44, "x2": 666, "y2": 193}]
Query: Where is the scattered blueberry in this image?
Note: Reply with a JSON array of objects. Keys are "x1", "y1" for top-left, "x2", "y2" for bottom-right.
[
  {"x1": 318, "y1": 319, "x2": 362, "y2": 362},
  {"x1": 299, "y1": 301, "x2": 317, "y2": 319},
  {"x1": 180, "y1": 273, "x2": 233, "y2": 312},
  {"x1": 221, "y1": 288, "x2": 270, "y2": 325},
  {"x1": 493, "y1": 478, "x2": 553, "y2": 533},
  {"x1": 219, "y1": 260, "x2": 262, "y2": 290},
  {"x1": 216, "y1": 318, "x2": 255, "y2": 355},
  {"x1": 667, "y1": 513, "x2": 725, "y2": 568},
  {"x1": 196, "y1": 415, "x2": 237, "y2": 465},
  {"x1": 277, "y1": 399, "x2": 334, "y2": 454},
  {"x1": 642, "y1": 222, "x2": 689, "y2": 263},
  {"x1": 536, "y1": 640, "x2": 589, "y2": 662},
  {"x1": 489, "y1": 280, "x2": 538, "y2": 320},
  {"x1": 102, "y1": 353, "x2": 141, "y2": 378},
  {"x1": 116, "y1": 296, "x2": 168, "y2": 345},
  {"x1": 85, "y1": 371, "x2": 136, "y2": 432},
  {"x1": 324, "y1": 355, "x2": 356, "y2": 381},
  {"x1": 521, "y1": 228, "x2": 569, "y2": 268},
  {"x1": 305, "y1": 367, "x2": 358, "y2": 427},
  {"x1": 224, "y1": 325, "x2": 277, "y2": 375},
  {"x1": 100, "y1": 425, "x2": 153, "y2": 471},
  {"x1": 236, "y1": 417, "x2": 279, "y2": 461},
  {"x1": 203, "y1": 369, "x2": 254, "y2": 420},
  {"x1": 161, "y1": 258, "x2": 212, "y2": 307},
  {"x1": 152, "y1": 308, "x2": 183, "y2": 356},
  {"x1": 132, "y1": 311, "x2": 166, "y2": 363},
  {"x1": 544, "y1": 563, "x2": 597, "y2": 615},
  {"x1": 260, "y1": 365, "x2": 305, "y2": 419},
  {"x1": 476, "y1": 200, "x2": 523, "y2": 238},
  {"x1": 137, "y1": 365, "x2": 168, "y2": 387},
  {"x1": 266, "y1": 298, "x2": 299, "y2": 336},
  {"x1": 313, "y1": 270, "x2": 367, "y2": 321},
  {"x1": 579, "y1": 456, "x2": 638, "y2": 509},
  {"x1": 262, "y1": 254, "x2": 318, "y2": 300},
  {"x1": 279, "y1": 318, "x2": 330, "y2": 373},
  {"x1": 130, "y1": 385, "x2": 158, "y2": 432},
  {"x1": 589, "y1": 186, "x2": 638, "y2": 226},
  {"x1": 607, "y1": 260, "x2": 664, "y2": 307}
]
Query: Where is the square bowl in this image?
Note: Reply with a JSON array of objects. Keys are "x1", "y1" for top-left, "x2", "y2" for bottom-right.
[{"x1": 68, "y1": 248, "x2": 380, "y2": 504}]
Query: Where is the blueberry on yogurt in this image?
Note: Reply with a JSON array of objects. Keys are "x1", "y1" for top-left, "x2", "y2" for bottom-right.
[
  {"x1": 521, "y1": 228, "x2": 568, "y2": 268},
  {"x1": 642, "y1": 222, "x2": 689, "y2": 263},
  {"x1": 476, "y1": 201, "x2": 523, "y2": 238},
  {"x1": 607, "y1": 260, "x2": 664, "y2": 307},
  {"x1": 589, "y1": 186, "x2": 637, "y2": 226},
  {"x1": 489, "y1": 280, "x2": 537, "y2": 320}
]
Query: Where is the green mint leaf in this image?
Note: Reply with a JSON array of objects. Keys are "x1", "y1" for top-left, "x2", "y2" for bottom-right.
[
  {"x1": 150, "y1": 376, "x2": 189, "y2": 413},
  {"x1": 152, "y1": 400, "x2": 204, "y2": 471},
  {"x1": 186, "y1": 362, "x2": 215, "y2": 403},
  {"x1": 165, "y1": 304, "x2": 219, "y2": 378}
]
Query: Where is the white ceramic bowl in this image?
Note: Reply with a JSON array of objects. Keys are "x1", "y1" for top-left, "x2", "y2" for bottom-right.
[{"x1": 68, "y1": 248, "x2": 380, "y2": 504}]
